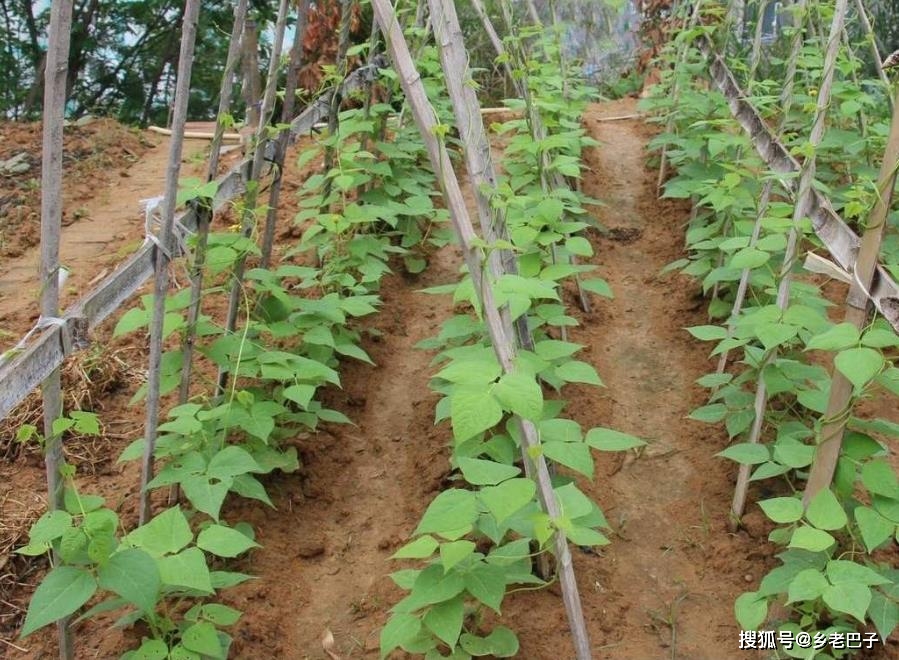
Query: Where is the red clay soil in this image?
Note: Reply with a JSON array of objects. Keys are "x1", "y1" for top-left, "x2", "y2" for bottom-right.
[{"x1": 2, "y1": 99, "x2": 899, "y2": 660}]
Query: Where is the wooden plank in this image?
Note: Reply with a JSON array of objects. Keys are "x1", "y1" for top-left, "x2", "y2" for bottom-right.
[{"x1": 0, "y1": 65, "x2": 382, "y2": 422}]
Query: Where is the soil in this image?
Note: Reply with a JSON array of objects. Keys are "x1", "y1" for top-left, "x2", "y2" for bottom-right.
[{"x1": 1, "y1": 99, "x2": 898, "y2": 660}]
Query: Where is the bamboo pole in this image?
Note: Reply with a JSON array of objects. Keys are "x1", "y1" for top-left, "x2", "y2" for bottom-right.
[
  {"x1": 260, "y1": 0, "x2": 312, "y2": 268},
  {"x1": 803, "y1": 82, "x2": 899, "y2": 506},
  {"x1": 715, "y1": 0, "x2": 809, "y2": 378},
  {"x1": 730, "y1": 0, "x2": 848, "y2": 525},
  {"x1": 656, "y1": 0, "x2": 704, "y2": 192},
  {"x1": 216, "y1": 0, "x2": 290, "y2": 398},
  {"x1": 178, "y1": 0, "x2": 248, "y2": 407},
  {"x1": 371, "y1": 0, "x2": 592, "y2": 656},
  {"x1": 319, "y1": 0, "x2": 354, "y2": 213},
  {"x1": 853, "y1": 0, "x2": 891, "y2": 104},
  {"x1": 139, "y1": 0, "x2": 202, "y2": 525},
  {"x1": 39, "y1": 0, "x2": 75, "y2": 655}
]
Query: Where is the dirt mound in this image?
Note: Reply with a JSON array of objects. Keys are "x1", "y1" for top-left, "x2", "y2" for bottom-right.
[{"x1": 0, "y1": 118, "x2": 149, "y2": 260}]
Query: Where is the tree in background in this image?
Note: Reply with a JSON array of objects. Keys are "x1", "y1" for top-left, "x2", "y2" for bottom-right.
[{"x1": 1, "y1": 0, "x2": 276, "y2": 125}]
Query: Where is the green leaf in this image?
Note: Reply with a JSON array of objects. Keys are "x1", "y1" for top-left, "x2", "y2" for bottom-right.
[
  {"x1": 98, "y1": 548, "x2": 160, "y2": 613},
  {"x1": 124, "y1": 506, "x2": 193, "y2": 556},
  {"x1": 283, "y1": 384, "x2": 316, "y2": 409},
  {"x1": 786, "y1": 568, "x2": 828, "y2": 604},
  {"x1": 157, "y1": 547, "x2": 213, "y2": 594},
  {"x1": 579, "y1": 278, "x2": 613, "y2": 298},
  {"x1": 460, "y1": 627, "x2": 519, "y2": 657},
  {"x1": 554, "y1": 360, "x2": 603, "y2": 386},
  {"x1": 381, "y1": 612, "x2": 421, "y2": 658},
  {"x1": 854, "y1": 506, "x2": 895, "y2": 552},
  {"x1": 114, "y1": 307, "x2": 149, "y2": 337},
  {"x1": 869, "y1": 591, "x2": 899, "y2": 640},
  {"x1": 565, "y1": 236, "x2": 593, "y2": 257},
  {"x1": 20, "y1": 567, "x2": 97, "y2": 637},
  {"x1": 126, "y1": 639, "x2": 169, "y2": 660},
  {"x1": 26, "y1": 510, "x2": 73, "y2": 545},
  {"x1": 207, "y1": 446, "x2": 262, "y2": 480},
  {"x1": 758, "y1": 497, "x2": 804, "y2": 524},
  {"x1": 543, "y1": 441, "x2": 594, "y2": 478},
  {"x1": 585, "y1": 427, "x2": 645, "y2": 451},
  {"x1": 198, "y1": 604, "x2": 242, "y2": 626},
  {"x1": 806, "y1": 323, "x2": 860, "y2": 351},
  {"x1": 730, "y1": 247, "x2": 770, "y2": 269},
  {"x1": 861, "y1": 460, "x2": 899, "y2": 497},
  {"x1": 492, "y1": 371, "x2": 543, "y2": 420},
  {"x1": 423, "y1": 595, "x2": 464, "y2": 647},
  {"x1": 734, "y1": 591, "x2": 768, "y2": 630},
  {"x1": 688, "y1": 403, "x2": 728, "y2": 423},
  {"x1": 826, "y1": 560, "x2": 891, "y2": 586},
  {"x1": 835, "y1": 347, "x2": 884, "y2": 390},
  {"x1": 686, "y1": 325, "x2": 727, "y2": 341},
  {"x1": 439, "y1": 540, "x2": 476, "y2": 573},
  {"x1": 805, "y1": 489, "x2": 848, "y2": 531},
  {"x1": 415, "y1": 490, "x2": 479, "y2": 537},
  {"x1": 789, "y1": 526, "x2": 836, "y2": 552},
  {"x1": 479, "y1": 478, "x2": 537, "y2": 524},
  {"x1": 822, "y1": 582, "x2": 871, "y2": 623},
  {"x1": 457, "y1": 457, "x2": 520, "y2": 486},
  {"x1": 717, "y1": 443, "x2": 769, "y2": 465},
  {"x1": 181, "y1": 477, "x2": 231, "y2": 521},
  {"x1": 196, "y1": 524, "x2": 260, "y2": 558},
  {"x1": 181, "y1": 621, "x2": 223, "y2": 658},
  {"x1": 450, "y1": 386, "x2": 503, "y2": 442},
  {"x1": 566, "y1": 525, "x2": 610, "y2": 546},
  {"x1": 464, "y1": 563, "x2": 507, "y2": 612},
  {"x1": 393, "y1": 536, "x2": 438, "y2": 559}
]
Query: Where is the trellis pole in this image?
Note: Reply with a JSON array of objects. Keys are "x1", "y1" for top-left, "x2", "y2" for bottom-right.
[
  {"x1": 39, "y1": 0, "x2": 75, "y2": 655},
  {"x1": 730, "y1": 0, "x2": 849, "y2": 524},
  {"x1": 216, "y1": 0, "x2": 290, "y2": 398},
  {"x1": 139, "y1": 0, "x2": 203, "y2": 525},
  {"x1": 319, "y1": 0, "x2": 355, "y2": 213},
  {"x1": 178, "y1": 0, "x2": 249, "y2": 405},
  {"x1": 853, "y1": 0, "x2": 891, "y2": 102},
  {"x1": 715, "y1": 0, "x2": 809, "y2": 379},
  {"x1": 260, "y1": 0, "x2": 312, "y2": 268},
  {"x1": 371, "y1": 0, "x2": 592, "y2": 656},
  {"x1": 804, "y1": 79, "x2": 899, "y2": 505}
]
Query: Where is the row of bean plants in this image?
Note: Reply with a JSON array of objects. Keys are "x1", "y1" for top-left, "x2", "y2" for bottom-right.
[
  {"x1": 644, "y1": 4, "x2": 899, "y2": 657},
  {"x1": 15, "y1": 27, "x2": 452, "y2": 658},
  {"x1": 378, "y1": 16, "x2": 642, "y2": 658}
]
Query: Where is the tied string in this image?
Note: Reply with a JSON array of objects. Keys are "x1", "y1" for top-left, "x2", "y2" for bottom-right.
[
  {"x1": 0, "y1": 315, "x2": 68, "y2": 367},
  {"x1": 139, "y1": 196, "x2": 193, "y2": 261}
]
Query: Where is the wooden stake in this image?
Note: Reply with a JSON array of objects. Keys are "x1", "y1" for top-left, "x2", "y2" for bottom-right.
[
  {"x1": 216, "y1": 0, "x2": 290, "y2": 399},
  {"x1": 371, "y1": 1, "x2": 592, "y2": 656},
  {"x1": 140, "y1": 0, "x2": 202, "y2": 525},
  {"x1": 803, "y1": 81, "x2": 899, "y2": 506},
  {"x1": 39, "y1": 0, "x2": 75, "y2": 655},
  {"x1": 260, "y1": 0, "x2": 312, "y2": 268}
]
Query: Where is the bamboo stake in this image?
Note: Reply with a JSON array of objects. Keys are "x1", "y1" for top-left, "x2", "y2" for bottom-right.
[
  {"x1": 319, "y1": 0, "x2": 354, "y2": 213},
  {"x1": 216, "y1": 0, "x2": 290, "y2": 398},
  {"x1": 371, "y1": 1, "x2": 591, "y2": 656},
  {"x1": 803, "y1": 81, "x2": 899, "y2": 506},
  {"x1": 656, "y1": 0, "x2": 704, "y2": 193},
  {"x1": 40, "y1": 0, "x2": 75, "y2": 655},
  {"x1": 140, "y1": 0, "x2": 202, "y2": 525},
  {"x1": 179, "y1": 0, "x2": 248, "y2": 406},
  {"x1": 260, "y1": 0, "x2": 311, "y2": 268},
  {"x1": 730, "y1": 0, "x2": 849, "y2": 525},
  {"x1": 242, "y1": 19, "x2": 262, "y2": 129},
  {"x1": 853, "y1": 0, "x2": 891, "y2": 104},
  {"x1": 715, "y1": 0, "x2": 809, "y2": 378}
]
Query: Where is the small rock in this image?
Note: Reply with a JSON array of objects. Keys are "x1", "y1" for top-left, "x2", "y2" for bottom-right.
[
  {"x1": 1, "y1": 152, "x2": 31, "y2": 175},
  {"x1": 744, "y1": 574, "x2": 754, "y2": 583}
]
